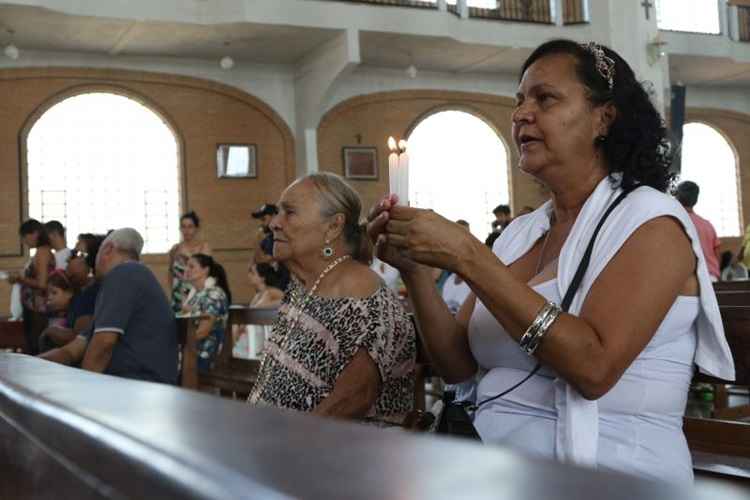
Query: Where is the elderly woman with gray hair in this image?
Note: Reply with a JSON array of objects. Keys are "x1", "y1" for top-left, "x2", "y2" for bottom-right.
[{"x1": 248, "y1": 173, "x2": 416, "y2": 422}]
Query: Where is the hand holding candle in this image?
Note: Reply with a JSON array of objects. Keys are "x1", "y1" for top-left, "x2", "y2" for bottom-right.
[{"x1": 387, "y1": 136, "x2": 409, "y2": 206}]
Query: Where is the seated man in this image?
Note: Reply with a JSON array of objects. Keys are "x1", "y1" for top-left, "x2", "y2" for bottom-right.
[
  {"x1": 40, "y1": 228, "x2": 178, "y2": 384},
  {"x1": 38, "y1": 234, "x2": 105, "y2": 352}
]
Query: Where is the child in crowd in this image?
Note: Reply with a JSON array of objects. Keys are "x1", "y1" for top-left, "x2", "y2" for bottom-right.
[{"x1": 45, "y1": 271, "x2": 75, "y2": 329}]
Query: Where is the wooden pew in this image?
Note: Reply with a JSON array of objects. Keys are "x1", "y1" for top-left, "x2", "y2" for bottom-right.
[
  {"x1": 715, "y1": 281, "x2": 750, "y2": 292},
  {"x1": 685, "y1": 305, "x2": 750, "y2": 480},
  {"x1": 198, "y1": 306, "x2": 276, "y2": 398},
  {"x1": 0, "y1": 353, "x2": 731, "y2": 500},
  {"x1": 0, "y1": 317, "x2": 25, "y2": 352},
  {"x1": 716, "y1": 291, "x2": 750, "y2": 307}
]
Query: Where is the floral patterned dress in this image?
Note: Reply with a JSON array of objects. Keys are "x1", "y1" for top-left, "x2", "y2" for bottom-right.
[
  {"x1": 22, "y1": 251, "x2": 55, "y2": 313},
  {"x1": 248, "y1": 280, "x2": 416, "y2": 421},
  {"x1": 182, "y1": 283, "x2": 229, "y2": 373},
  {"x1": 170, "y1": 253, "x2": 192, "y2": 314}
]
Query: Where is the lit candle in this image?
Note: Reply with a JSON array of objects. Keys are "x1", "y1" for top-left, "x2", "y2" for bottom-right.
[
  {"x1": 388, "y1": 151, "x2": 399, "y2": 200},
  {"x1": 388, "y1": 136, "x2": 399, "y2": 201},
  {"x1": 398, "y1": 140, "x2": 409, "y2": 206},
  {"x1": 397, "y1": 154, "x2": 409, "y2": 206}
]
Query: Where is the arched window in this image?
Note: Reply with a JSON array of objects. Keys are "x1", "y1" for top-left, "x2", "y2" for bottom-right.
[
  {"x1": 407, "y1": 110, "x2": 510, "y2": 240},
  {"x1": 679, "y1": 122, "x2": 741, "y2": 237},
  {"x1": 26, "y1": 92, "x2": 181, "y2": 253}
]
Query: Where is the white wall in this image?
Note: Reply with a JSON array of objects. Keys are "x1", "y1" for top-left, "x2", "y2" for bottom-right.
[
  {"x1": 0, "y1": 49, "x2": 298, "y2": 131},
  {"x1": 686, "y1": 86, "x2": 750, "y2": 116},
  {"x1": 324, "y1": 64, "x2": 520, "y2": 115}
]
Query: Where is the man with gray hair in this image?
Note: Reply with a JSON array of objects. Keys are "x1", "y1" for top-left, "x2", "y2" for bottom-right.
[{"x1": 39, "y1": 228, "x2": 178, "y2": 384}]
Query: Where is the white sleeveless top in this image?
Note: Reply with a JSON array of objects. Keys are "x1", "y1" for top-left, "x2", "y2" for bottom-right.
[
  {"x1": 466, "y1": 177, "x2": 734, "y2": 482},
  {"x1": 470, "y1": 279, "x2": 698, "y2": 484}
]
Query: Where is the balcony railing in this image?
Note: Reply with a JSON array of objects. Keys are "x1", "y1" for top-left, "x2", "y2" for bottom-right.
[
  {"x1": 563, "y1": 0, "x2": 588, "y2": 25},
  {"x1": 324, "y1": 1, "x2": 590, "y2": 24},
  {"x1": 466, "y1": 1, "x2": 554, "y2": 24},
  {"x1": 739, "y1": 5, "x2": 750, "y2": 41},
  {"x1": 322, "y1": 0, "x2": 437, "y2": 8}
]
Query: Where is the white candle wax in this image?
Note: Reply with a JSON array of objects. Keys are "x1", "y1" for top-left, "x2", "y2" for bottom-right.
[
  {"x1": 388, "y1": 152, "x2": 399, "y2": 200},
  {"x1": 397, "y1": 151, "x2": 409, "y2": 206}
]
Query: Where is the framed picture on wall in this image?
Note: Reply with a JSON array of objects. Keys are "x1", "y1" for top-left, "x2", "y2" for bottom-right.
[
  {"x1": 217, "y1": 144, "x2": 257, "y2": 178},
  {"x1": 343, "y1": 147, "x2": 378, "y2": 180}
]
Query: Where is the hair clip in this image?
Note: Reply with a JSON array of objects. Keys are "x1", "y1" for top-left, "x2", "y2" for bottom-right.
[{"x1": 580, "y1": 42, "x2": 615, "y2": 91}]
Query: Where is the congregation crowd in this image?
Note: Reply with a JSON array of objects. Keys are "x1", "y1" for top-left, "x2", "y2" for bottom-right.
[{"x1": 3, "y1": 38, "x2": 742, "y2": 485}]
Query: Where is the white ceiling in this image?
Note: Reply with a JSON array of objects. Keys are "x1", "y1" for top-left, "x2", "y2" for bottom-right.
[
  {"x1": 359, "y1": 31, "x2": 531, "y2": 75},
  {"x1": 1, "y1": 4, "x2": 750, "y2": 87},
  {"x1": 0, "y1": 5, "x2": 342, "y2": 63},
  {"x1": 669, "y1": 54, "x2": 750, "y2": 88}
]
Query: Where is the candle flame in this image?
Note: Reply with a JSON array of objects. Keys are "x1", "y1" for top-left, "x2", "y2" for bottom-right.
[
  {"x1": 387, "y1": 136, "x2": 397, "y2": 151},
  {"x1": 398, "y1": 139, "x2": 407, "y2": 152}
]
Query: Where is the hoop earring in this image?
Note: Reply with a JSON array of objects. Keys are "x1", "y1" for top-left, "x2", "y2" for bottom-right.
[{"x1": 322, "y1": 241, "x2": 335, "y2": 259}]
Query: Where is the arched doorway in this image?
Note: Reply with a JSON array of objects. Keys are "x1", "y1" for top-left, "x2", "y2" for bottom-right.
[
  {"x1": 679, "y1": 122, "x2": 741, "y2": 237},
  {"x1": 407, "y1": 109, "x2": 510, "y2": 240},
  {"x1": 25, "y1": 91, "x2": 181, "y2": 253}
]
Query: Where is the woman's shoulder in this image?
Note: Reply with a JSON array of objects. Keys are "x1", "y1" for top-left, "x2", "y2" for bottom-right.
[
  {"x1": 610, "y1": 186, "x2": 688, "y2": 231},
  {"x1": 330, "y1": 262, "x2": 382, "y2": 299},
  {"x1": 625, "y1": 185, "x2": 681, "y2": 210}
]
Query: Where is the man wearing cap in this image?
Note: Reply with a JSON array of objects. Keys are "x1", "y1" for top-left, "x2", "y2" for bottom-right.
[
  {"x1": 251, "y1": 203, "x2": 278, "y2": 266},
  {"x1": 39, "y1": 228, "x2": 178, "y2": 384}
]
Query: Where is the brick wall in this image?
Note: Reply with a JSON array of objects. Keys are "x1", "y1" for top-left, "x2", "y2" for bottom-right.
[
  {"x1": 0, "y1": 67, "x2": 295, "y2": 309},
  {"x1": 317, "y1": 89, "x2": 547, "y2": 223},
  {"x1": 319, "y1": 93, "x2": 750, "y2": 263}
]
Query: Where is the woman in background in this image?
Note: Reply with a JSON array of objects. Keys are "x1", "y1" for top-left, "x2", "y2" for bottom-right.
[
  {"x1": 8, "y1": 219, "x2": 54, "y2": 354},
  {"x1": 169, "y1": 211, "x2": 211, "y2": 313},
  {"x1": 182, "y1": 253, "x2": 231, "y2": 373}
]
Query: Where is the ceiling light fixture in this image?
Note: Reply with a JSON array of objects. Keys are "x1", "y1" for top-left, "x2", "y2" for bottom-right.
[
  {"x1": 220, "y1": 56, "x2": 234, "y2": 70},
  {"x1": 3, "y1": 44, "x2": 19, "y2": 60}
]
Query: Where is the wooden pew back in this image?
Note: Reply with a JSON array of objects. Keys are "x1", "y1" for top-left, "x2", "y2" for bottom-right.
[
  {"x1": 0, "y1": 317, "x2": 26, "y2": 352},
  {"x1": 197, "y1": 306, "x2": 277, "y2": 397},
  {"x1": 717, "y1": 306, "x2": 750, "y2": 386},
  {"x1": 716, "y1": 291, "x2": 750, "y2": 307},
  {"x1": 714, "y1": 281, "x2": 750, "y2": 292}
]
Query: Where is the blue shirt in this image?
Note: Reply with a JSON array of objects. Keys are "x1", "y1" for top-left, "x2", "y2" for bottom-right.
[
  {"x1": 88, "y1": 261, "x2": 178, "y2": 384},
  {"x1": 66, "y1": 282, "x2": 100, "y2": 329}
]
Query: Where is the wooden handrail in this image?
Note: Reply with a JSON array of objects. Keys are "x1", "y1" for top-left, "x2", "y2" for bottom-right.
[{"x1": 0, "y1": 353, "x2": 718, "y2": 499}]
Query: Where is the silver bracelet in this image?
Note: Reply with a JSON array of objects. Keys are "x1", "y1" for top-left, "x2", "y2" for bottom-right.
[
  {"x1": 519, "y1": 302, "x2": 554, "y2": 352},
  {"x1": 519, "y1": 302, "x2": 562, "y2": 356}
]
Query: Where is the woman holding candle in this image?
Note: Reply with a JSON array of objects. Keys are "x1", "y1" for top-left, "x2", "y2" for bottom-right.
[
  {"x1": 248, "y1": 172, "x2": 416, "y2": 422},
  {"x1": 368, "y1": 39, "x2": 733, "y2": 484}
]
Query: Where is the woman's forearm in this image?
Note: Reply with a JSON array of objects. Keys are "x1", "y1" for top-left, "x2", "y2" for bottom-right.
[{"x1": 402, "y1": 267, "x2": 477, "y2": 383}]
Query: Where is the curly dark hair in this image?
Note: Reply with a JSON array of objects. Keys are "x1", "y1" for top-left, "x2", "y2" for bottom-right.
[{"x1": 520, "y1": 39, "x2": 675, "y2": 193}]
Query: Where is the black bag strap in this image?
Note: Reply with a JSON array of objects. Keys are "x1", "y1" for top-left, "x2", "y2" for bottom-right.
[{"x1": 470, "y1": 186, "x2": 636, "y2": 411}]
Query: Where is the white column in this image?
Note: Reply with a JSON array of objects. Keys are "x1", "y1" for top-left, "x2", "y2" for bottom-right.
[
  {"x1": 728, "y1": 4, "x2": 740, "y2": 41},
  {"x1": 437, "y1": 0, "x2": 447, "y2": 12},
  {"x1": 593, "y1": 0, "x2": 670, "y2": 116},
  {"x1": 457, "y1": 0, "x2": 469, "y2": 19},
  {"x1": 294, "y1": 29, "x2": 360, "y2": 177},
  {"x1": 552, "y1": 0, "x2": 565, "y2": 26},
  {"x1": 718, "y1": 0, "x2": 729, "y2": 37}
]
